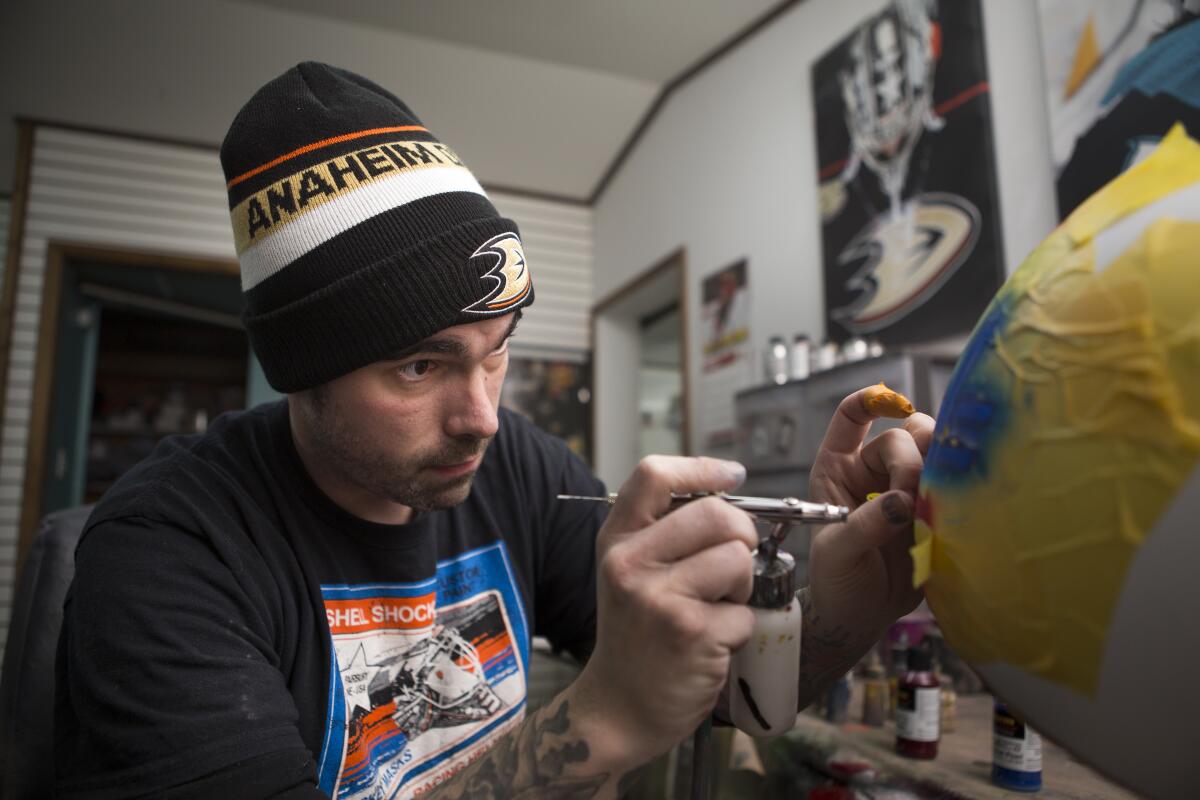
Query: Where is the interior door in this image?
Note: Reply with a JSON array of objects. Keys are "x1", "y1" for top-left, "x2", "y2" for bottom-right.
[{"x1": 41, "y1": 280, "x2": 100, "y2": 512}]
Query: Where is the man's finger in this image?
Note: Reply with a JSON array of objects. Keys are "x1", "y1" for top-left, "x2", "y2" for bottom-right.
[
  {"x1": 607, "y1": 455, "x2": 746, "y2": 532},
  {"x1": 904, "y1": 412, "x2": 935, "y2": 456},
  {"x1": 810, "y1": 490, "x2": 914, "y2": 572},
  {"x1": 637, "y1": 496, "x2": 758, "y2": 564},
  {"x1": 705, "y1": 601, "x2": 757, "y2": 651},
  {"x1": 667, "y1": 538, "x2": 755, "y2": 603},
  {"x1": 818, "y1": 386, "x2": 910, "y2": 457},
  {"x1": 859, "y1": 427, "x2": 924, "y2": 495}
]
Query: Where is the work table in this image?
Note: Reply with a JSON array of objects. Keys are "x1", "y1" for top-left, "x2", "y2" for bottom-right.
[{"x1": 754, "y1": 692, "x2": 1141, "y2": 799}]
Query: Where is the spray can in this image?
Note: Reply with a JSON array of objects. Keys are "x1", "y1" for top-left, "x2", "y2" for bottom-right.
[
  {"x1": 993, "y1": 702, "x2": 1043, "y2": 792},
  {"x1": 730, "y1": 550, "x2": 801, "y2": 737}
]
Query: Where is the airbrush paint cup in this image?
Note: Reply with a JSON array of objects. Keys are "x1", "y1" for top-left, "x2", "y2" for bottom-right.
[{"x1": 730, "y1": 550, "x2": 800, "y2": 737}]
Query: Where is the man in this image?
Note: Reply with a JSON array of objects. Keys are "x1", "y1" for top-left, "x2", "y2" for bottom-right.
[{"x1": 55, "y1": 63, "x2": 933, "y2": 799}]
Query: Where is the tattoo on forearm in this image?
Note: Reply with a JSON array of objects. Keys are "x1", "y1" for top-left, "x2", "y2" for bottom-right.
[
  {"x1": 439, "y1": 698, "x2": 609, "y2": 799},
  {"x1": 795, "y1": 588, "x2": 876, "y2": 709},
  {"x1": 616, "y1": 765, "x2": 648, "y2": 797}
]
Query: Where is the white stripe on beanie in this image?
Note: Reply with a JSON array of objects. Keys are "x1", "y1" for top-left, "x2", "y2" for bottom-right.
[{"x1": 238, "y1": 164, "x2": 488, "y2": 291}]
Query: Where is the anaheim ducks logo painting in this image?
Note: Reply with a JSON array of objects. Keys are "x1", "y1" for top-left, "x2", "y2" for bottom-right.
[
  {"x1": 831, "y1": 192, "x2": 980, "y2": 332},
  {"x1": 462, "y1": 233, "x2": 532, "y2": 314}
]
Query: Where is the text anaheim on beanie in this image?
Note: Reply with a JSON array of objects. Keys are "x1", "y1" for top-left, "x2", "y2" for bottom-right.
[{"x1": 220, "y1": 61, "x2": 534, "y2": 393}]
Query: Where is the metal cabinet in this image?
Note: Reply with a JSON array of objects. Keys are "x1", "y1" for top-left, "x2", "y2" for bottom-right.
[{"x1": 734, "y1": 353, "x2": 956, "y2": 579}]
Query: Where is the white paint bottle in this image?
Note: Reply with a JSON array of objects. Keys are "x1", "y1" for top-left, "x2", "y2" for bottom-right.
[{"x1": 730, "y1": 549, "x2": 801, "y2": 737}]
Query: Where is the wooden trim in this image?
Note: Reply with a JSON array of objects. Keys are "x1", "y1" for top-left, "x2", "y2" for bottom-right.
[
  {"x1": 588, "y1": 0, "x2": 804, "y2": 203},
  {"x1": 0, "y1": 122, "x2": 35, "y2": 460},
  {"x1": 42, "y1": 242, "x2": 239, "y2": 276},
  {"x1": 480, "y1": 182, "x2": 589, "y2": 208},
  {"x1": 17, "y1": 116, "x2": 219, "y2": 154},
  {"x1": 678, "y1": 250, "x2": 692, "y2": 456},
  {"x1": 586, "y1": 348, "x2": 596, "y2": 470},
  {"x1": 589, "y1": 246, "x2": 690, "y2": 460},
  {"x1": 14, "y1": 242, "x2": 239, "y2": 576},
  {"x1": 592, "y1": 246, "x2": 687, "y2": 315},
  {"x1": 588, "y1": 93, "x2": 671, "y2": 208},
  {"x1": 20, "y1": 116, "x2": 592, "y2": 206},
  {"x1": 17, "y1": 246, "x2": 66, "y2": 583}
]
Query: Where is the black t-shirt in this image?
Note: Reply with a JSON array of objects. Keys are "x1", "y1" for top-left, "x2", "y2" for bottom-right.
[{"x1": 54, "y1": 400, "x2": 605, "y2": 799}]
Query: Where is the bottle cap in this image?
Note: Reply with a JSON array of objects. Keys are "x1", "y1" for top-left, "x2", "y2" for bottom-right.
[
  {"x1": 908, "y1": 645, "x2": 932, "y2": 672},
  {"x1": 748, "y1": 549, "x2": 796, "y2": 608}
]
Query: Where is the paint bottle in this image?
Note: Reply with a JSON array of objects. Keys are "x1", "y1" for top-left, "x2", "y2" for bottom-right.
[
  {"x1": 861, "y1": 652, "x2": 888, "y2": 727},
  {"x1": 765, "y1": 336, "x2": 790, "y2": 385},
  {"x1": 824, "y1": 669, "x2": 853, "y2": 724},
  {"x1": 887, "y1": 633, "x2": 909, "y2": 719},
  {"x1": 815, "y1": 339, "x2": 840, "y2": 371},
  {"x1": 895, "y1": 645, "x2": 939, "y2": 759},
  {"x1": 790, "y1": 334, "x2": 812, "y2": 381},
  {"x1": 730, "y1": 549, "x2": 800, "y2": 737},
  {"x1": 937, "y1": 665, "x2": 957, "y2": 733},
  {"x1": 993, "y1": 702, "x2": 1043, "y2": 792}
]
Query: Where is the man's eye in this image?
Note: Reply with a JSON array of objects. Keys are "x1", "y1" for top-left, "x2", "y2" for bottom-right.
[{"x1": 398, "y1": 360, "x2": 435, "y2": 380}]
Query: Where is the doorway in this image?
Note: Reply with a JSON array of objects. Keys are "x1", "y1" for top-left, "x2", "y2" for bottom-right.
[
  {"x1": 590, "y1": 248, "x2": 690, "y2": 487},
  {"x1": 21, "y1": 245, "x2": 276, "y2": 568},
  {"x1": 637, "y1": 302, "x2": 684, "y2": 457}
]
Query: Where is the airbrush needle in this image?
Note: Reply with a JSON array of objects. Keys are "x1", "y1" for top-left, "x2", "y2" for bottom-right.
[
  {"x1": 556, "y1": 493, "x2": 849, "y2": 524},
  {"x1": 555, "y1": 493, "x2": 619, "y2": 504}
]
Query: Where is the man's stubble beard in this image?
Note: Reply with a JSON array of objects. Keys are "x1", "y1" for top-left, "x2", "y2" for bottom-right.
[{"x1": 301, "y1": 389, "x2": 492, "y2": 512}]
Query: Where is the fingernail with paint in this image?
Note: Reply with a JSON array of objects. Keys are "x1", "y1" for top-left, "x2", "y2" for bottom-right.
[{"x1": 882, "y1": 492, "x2": 913, "y2": 525}]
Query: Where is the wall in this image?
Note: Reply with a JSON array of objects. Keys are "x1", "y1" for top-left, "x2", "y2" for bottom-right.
[
  {"x1": 0, "y1": 125, "x2": 593, "y2": 657},
  {"x1": 0, "y1": 0, "x2": 657, "y2": 199},
  {"x1": 592, "y1": 0, "x2": 1058, "y2": 476}
]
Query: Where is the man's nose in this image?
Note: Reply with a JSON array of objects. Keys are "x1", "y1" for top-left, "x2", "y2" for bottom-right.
[{"x1": 444, "y1": 368, "x2": 499, "y2": 440}]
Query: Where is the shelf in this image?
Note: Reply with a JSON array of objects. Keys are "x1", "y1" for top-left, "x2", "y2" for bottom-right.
[{"x1": 95, "y1": 352, "x2": 247, "y2": 384}]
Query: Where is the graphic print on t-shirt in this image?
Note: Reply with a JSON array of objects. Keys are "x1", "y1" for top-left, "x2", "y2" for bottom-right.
[{"x1": 316, "y1": 542, "x2": 530, "y2": 799}]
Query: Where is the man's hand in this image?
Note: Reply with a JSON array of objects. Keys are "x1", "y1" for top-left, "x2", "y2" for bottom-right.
[
  {"x1": 798, "y1": 387, "x2": 935, "y2": 705},
  {"x1": 571, "y1": 456, "x2": 757, "y2": 766}
]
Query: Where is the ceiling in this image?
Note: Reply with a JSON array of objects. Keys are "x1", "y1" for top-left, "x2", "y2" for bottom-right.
[
  {"x1": 232, "y1": 0, "x2": 787, "y2": 200},
  {"x1": 239, "y1": 0, "x2": 783, "y2": 83},
  {"x1": 0, "y1": 0, "x2": 793, "y2": 202}
]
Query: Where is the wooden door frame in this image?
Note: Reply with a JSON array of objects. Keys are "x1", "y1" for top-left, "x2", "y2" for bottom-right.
[
  {"x1": 16, "y1": 243, "x2": 238, "y2": 576},
  {"x1": 589, "y1": 247, "x2": 692, "y2": 458}
]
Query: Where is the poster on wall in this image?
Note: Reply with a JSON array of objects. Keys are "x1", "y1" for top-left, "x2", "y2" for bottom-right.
[
  {"x1": 698, "y1": 259, "x2": 752, "y2": 455},
  {"x1": 1037, "y1": 0, "x2": 1200, "y2": 218},
  {"x1": 812, "y1": 0, "x2": 1005, "y2": 345},
  {"x1": 501, "y1": 357, "x2": 592, "y2": 464}
]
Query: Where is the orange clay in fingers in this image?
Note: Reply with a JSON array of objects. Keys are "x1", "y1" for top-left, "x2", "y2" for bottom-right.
[{"x1": 862, "y1": 383, "x2": 915, "y2": 418}]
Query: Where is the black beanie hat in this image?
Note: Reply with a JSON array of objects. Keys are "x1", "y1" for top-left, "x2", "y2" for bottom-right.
[{"x1": 221, "y1": 62, "x2": 534, "y2": 392}]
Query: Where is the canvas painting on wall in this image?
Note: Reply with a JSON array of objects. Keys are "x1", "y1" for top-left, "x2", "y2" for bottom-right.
[
  {"x1": 1037, "y1": 0, "x2": 1200, "y2": 218},
  {"x1": 812, "y1": 0, "x2": 1005, "y2": 345},
  {"x1": 697, "y1": 259, "x2": 752, "y2": 455},
  {"x1": 501, "y1": 357, "x2": 591, "y2": 464}
]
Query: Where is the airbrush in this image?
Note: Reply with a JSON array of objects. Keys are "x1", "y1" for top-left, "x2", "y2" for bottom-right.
[
  {"x1": 555, "y1": 491, "x2": 849, "y2": 561},
  {"x1": 558, "y1": 491, "x2": 849, "y2": 772}
]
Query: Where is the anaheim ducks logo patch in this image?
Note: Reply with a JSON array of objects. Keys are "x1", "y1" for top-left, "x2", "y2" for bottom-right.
[{"x1": 463, "y1": 233, "x2": 532, "y2": 314}]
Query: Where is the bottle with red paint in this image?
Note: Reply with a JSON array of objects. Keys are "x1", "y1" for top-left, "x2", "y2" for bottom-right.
[{"x1": 895, "y1": 644, "x2": 940, "y2": 759}]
